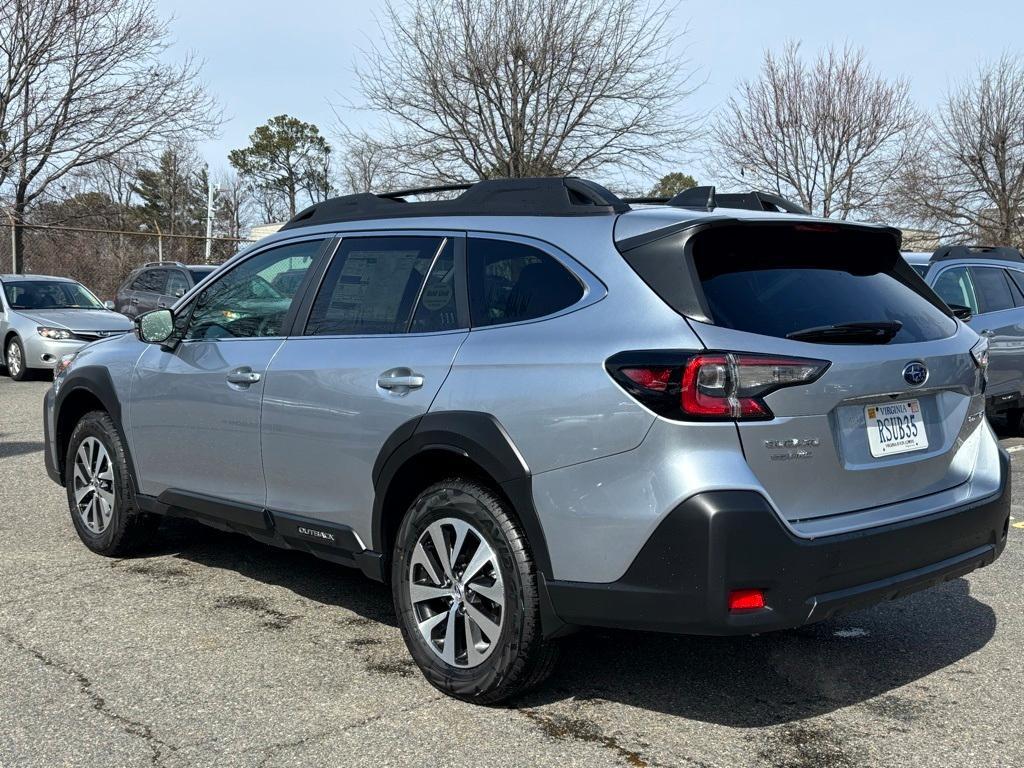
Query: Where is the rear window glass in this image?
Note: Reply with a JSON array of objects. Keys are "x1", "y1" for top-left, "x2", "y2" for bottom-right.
[
  {"x1": 692, "y1": 227, "x2": 956, "y2": 344},
  {"x1": 188, "y1": 266, "x2": 215, "y2": 283}
]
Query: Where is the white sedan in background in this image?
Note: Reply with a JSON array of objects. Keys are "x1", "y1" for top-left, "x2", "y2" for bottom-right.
[{"x1": 1, "y1": 274, "x2": 132, "y2": 381}]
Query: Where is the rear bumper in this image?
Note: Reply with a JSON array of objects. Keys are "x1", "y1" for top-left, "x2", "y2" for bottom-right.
[{"x1": 545, "y1": 449, "x2": 1011, "y2": 635}]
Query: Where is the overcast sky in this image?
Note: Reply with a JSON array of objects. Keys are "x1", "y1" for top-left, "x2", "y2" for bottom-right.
[{"x1": 155, "y1": 0, "x2": 1024, "y2": 185}]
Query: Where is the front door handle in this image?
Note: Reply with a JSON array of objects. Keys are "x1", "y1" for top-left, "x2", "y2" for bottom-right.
[
  {"x1": 226, "y1": 367, "x2": 261, "y2": 386},
  {"x1": 377, "y1": 368, "x2": 425, "y2": 392}
]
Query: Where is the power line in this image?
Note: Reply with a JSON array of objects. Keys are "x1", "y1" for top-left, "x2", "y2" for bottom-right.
[{"x1": 0, "y1": 220, "x2": 254, "y2": 244}]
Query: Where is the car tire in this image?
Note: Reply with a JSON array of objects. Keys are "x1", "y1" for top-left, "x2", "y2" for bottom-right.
[
  {"x1": 392, "y1": 477, "x2": 559, "y2": 704},
  {"x1": 65, "y1": 410, "x2": 159, "y2": 556},
  {"x1": 5, "y1": 336, "x2": 28, "y2": 381}
]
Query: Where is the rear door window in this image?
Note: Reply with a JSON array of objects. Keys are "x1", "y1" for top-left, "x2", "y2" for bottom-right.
[
  {"x1": 932, "y1": 266, "x2": 979, "y2": 314},
  {"x1": 306, "y1": 236, "x2": 453, "y2": 336},
  {"x1": 691, "y1": 226, "x2": 956, "y2": 344},
  {"x1": 1007, "y1": 269, "x2": 1024, "y2": 304},
  {"x1": 468, "y1": 238, "x2": 583, "y2": 327},
  {"x1": 132, "y1": 269, "x2": 166, "y2": 293},
  {"x1": 969, "y1": 266, "x2": 1014, "y2": 314},
  {"x1": 165, "y1": 270, "x2": 190, "y2": 298}
]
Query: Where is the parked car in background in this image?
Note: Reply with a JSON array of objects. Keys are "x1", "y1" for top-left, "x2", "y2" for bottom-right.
[
  {"x1": 114, "y1": 261, "x2": 217, "y2": 318},
  {"x1": 905, "y1": 246, "x2": 1024, "y2": 429},
  {"x1": 45, "y1": 179, "x2": 1008, "y2": 703},
  {"x1": 1, "y1": 274, "x2": 132, "y2": 381}
]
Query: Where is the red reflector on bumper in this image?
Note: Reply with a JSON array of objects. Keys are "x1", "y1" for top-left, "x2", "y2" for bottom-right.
[{"x1": 728, "y1": 589, "x2": 766, "y2": 612}]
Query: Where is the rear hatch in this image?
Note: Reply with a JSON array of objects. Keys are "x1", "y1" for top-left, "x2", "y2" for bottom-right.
[{"x1": 621, "y1": 221, "x2": 986, "y2": 523}]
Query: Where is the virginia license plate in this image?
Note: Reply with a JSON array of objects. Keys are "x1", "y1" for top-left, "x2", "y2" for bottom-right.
[{"x1": 865, "y1": 400, "x2": 928, "y2": 458}]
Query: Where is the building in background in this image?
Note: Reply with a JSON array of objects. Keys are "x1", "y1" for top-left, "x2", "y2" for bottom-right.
[{"x1": 249, "y1": 223, "x2": 284, "y2": 242}]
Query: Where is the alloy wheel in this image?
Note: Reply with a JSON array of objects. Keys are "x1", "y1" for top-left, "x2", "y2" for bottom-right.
[
  {"x1": 72, "y1": 437, "x2": 116, "y2": 534},
  {"x1": 6, "y1": 342, "x2": 21, "y2": 378},
  {"x1": 407, "y1": 517, "x2": 505, "y2": 668}
]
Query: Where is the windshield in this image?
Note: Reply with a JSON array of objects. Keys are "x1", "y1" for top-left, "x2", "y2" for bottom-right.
[{"x1": 3, "y1": 280, "x2": 105, "y2": 310}]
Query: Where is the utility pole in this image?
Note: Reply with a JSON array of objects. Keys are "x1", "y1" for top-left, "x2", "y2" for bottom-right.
[
  {"x1": 4, "y1": 208, "x2": 14, "y2": 274},
  {"x1": 205, "y1": 170, "x2": 214, "y2": 264}
]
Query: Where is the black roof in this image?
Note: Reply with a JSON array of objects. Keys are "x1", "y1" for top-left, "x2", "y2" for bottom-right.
[
  {"x1": 280, "y1": 177, "x2": 629, "y2": 230},
  {"x1": 931, "y1": 245, "x2": 1024, "y2": 263}
]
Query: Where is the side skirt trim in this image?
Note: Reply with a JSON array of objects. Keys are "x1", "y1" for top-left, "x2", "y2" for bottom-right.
[{"x1": 137, "y1": 490, "x2": 385, "y2": 580}]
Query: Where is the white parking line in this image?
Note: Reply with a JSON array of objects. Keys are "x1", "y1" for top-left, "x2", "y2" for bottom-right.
[{"x1": 1005, "y1": 444, "x2": 1024, "y2": 453}]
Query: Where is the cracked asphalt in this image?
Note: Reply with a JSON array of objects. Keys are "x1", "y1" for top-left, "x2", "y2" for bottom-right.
[{"x1": 1, "y1": 375, "x2": 1023, "y2": 768}]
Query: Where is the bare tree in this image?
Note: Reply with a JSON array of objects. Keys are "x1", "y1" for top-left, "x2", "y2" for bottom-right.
[
  {"x1": 337, "y1": 130, "x2": 404, "y2": 194},
  {"x1": 709, "y1": 42, "x2": 919, "y2": 219},
  {"x1": 344, "y1": 0, "x2": 698, "y2": 184},
  {"x1": 890, "y1": 55, "x2": 1024, "y2": 247},
  {"x1": 214, "y1": 169, "x2": 253, "y2": 240},
  {"x1": 0, "y1": 0, "x2": 220, "y2": 272}
]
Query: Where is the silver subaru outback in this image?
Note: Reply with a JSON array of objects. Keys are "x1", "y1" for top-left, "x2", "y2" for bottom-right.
[{"x1": 42, "y1": 178, "x2": 1010, "y2": 703}]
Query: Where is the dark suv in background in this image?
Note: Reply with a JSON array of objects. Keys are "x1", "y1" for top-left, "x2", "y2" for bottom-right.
[
  {"x1": 114, "y1": 262, "x2": 217, "y2": 318},
  {"x1": 905, "y1": 246, "x2": 1024, "y2": 429}
]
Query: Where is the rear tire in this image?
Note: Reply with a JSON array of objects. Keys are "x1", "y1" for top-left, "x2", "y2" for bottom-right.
[
  {"x1": 392, "y1": 477, "x2": 559, "y2": 704},
  {"x1": 5, "y1": 336, "x2": 28, "y2": 381},
  {"x1": 65, "y1": 411, "x2": 159, "y2": 556}
]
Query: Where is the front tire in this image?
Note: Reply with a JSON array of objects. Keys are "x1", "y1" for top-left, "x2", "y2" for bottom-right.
[
  {"x1": 65, "y1": 411, "x2": 158, "y2": 556},
  {"x1": 5, "y1": 336, "x2": 27, "y2": 381},
  {"x1": 392, "y1": 477, "x2": 559, "y2": 704}
]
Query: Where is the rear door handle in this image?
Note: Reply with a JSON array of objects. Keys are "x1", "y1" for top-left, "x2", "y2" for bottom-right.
[
  {"x1": 377, "y1": 368, "x2": 424, "y2": 391},
  {"x1": 226, "y1": 368, "x2": 261, "y2": 386}
]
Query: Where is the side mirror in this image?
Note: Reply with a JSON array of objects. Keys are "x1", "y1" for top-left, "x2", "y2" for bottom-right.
[
  {"x1": 949, "y1": 303, "x2": 973, "y2": 322},
  {"x1": 136, "y1": 308, "x2": 175, "y2": 344},
  {"x1": 103, "y1": 300, "x2": 115, "y2": 311}
]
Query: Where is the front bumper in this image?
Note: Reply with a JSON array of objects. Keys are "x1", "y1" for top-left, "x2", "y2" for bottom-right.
[
  {"x1": 545, "y1": 449, "x2": 1011, "y2": 635},
  {"x1": 23, "y1": 334, "x2": 86, "y2": 370}
]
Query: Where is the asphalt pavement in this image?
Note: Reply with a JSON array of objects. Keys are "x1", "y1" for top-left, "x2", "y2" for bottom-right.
[{"x1": 1, "y1": 375, "x2": 1022, "y2": 767}]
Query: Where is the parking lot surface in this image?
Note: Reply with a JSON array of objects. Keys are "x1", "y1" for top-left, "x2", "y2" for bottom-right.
[{"x1": 1, "y1": 375, "x2": 1022, "y2": 767}]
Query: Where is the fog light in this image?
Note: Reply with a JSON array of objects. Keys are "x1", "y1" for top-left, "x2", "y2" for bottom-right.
[{"x1": 728, "y1": 589, "x2": 766, "y2": 612}]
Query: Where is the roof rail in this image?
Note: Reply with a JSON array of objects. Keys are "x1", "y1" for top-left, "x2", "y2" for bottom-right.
[
  {"x1": 930, "y1": 245, "x2": 1024, "y2": 263},
  {"x1": 140, "y1": 261, "x2": 187, "y2": 269},
  {"x1": 280, "y1": 177, "x2": 630, "y2": 230},
  {"x1": 623, "y1": 186, "x2": 810, "y2": 215}
]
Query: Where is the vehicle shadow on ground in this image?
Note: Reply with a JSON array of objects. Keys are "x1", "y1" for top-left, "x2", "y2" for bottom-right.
[
  {"x1": 523, "y1": 577, "x2": 996, "y2": 726},
  {"x1": 158, "y1": 519, "x2": 397, "y2": 628},
  {"x1": 0, "y1": 436, "x2": 45, "y2": 458},
  {"x1": 159, "y1": 519, "x2": 996, "y2": 726}
]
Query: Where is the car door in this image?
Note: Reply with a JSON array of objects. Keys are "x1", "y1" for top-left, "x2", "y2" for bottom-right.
[
  {"x1": 128, "y1": 236, "x2": 329, "y2": 509},
  {"x1": 260, "y1": 233, "x2": 468, "y2": 546},
  {"x1": 967, "y1": 265, "x2": 1023, "y2": 399},
  {"x1": 128, "y1": 268, "x2": 167, "y2": 317}
]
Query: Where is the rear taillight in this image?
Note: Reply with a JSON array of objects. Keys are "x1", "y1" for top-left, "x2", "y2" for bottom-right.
[{"x1": 608, "y1": 351, "x2": 829, "y2": 421}]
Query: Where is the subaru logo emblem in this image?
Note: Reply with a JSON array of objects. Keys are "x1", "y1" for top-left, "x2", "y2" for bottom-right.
[{"x1": 903, "y1": 362, "x2": 928, "y2": 387}]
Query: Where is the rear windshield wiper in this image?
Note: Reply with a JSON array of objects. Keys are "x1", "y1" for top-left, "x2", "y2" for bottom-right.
[{"x1": 786, "y1": 321, "x2": 903, "y2": 344}]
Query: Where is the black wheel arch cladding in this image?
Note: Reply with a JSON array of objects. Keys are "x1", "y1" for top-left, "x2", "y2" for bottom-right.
[
  {"x1": 53, "y1": 365, "x2": 136, "y2": 486},
  {"x1": 372, "y1": 411, "x2": 554, "y2": 579}
]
